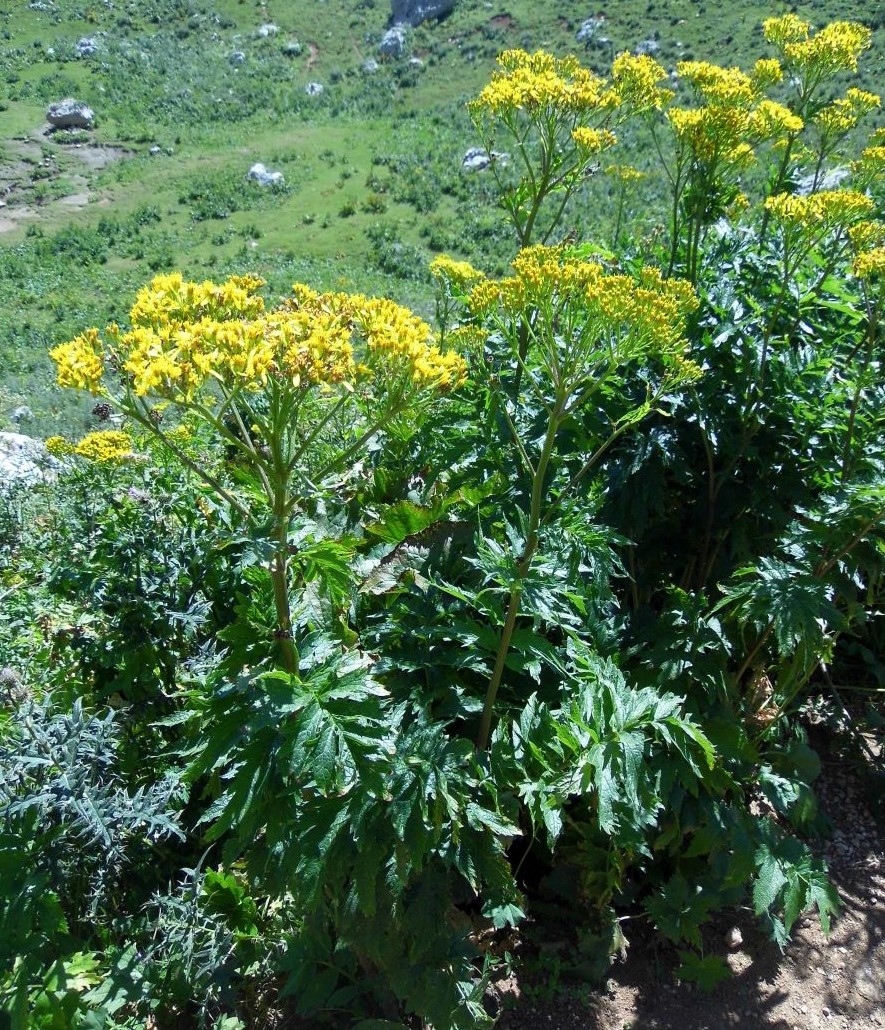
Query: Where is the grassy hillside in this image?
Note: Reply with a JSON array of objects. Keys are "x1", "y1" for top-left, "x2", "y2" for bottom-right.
[{"x1": 2, "y1": 0, "x2": 884, "y2": 433}]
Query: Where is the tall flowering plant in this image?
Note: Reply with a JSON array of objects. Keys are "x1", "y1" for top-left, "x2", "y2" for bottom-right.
[{"x1": 50, "y1": 273, "x2": 466, "y2": 673}]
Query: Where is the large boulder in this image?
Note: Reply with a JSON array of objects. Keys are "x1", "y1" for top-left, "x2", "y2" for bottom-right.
[
  {"x1": 390, "y1": 0, "x2": 455, "y2": 26},
  {"x1": 0, "y1": 433, "x2": 57, "y2": 492},
  {"x1": 46, "y1": 98, "x2": 95, "y2": 129},
  {"x1": 379, "y1": 24, "x2": 407, "y2": 58}
]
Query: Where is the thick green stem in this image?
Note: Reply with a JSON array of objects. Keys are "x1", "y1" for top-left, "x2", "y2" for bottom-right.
[{"x1": 476, "y1": 404, "x2": 562, "y2": 751}]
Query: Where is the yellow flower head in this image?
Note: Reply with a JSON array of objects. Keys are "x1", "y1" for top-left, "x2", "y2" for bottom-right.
[
  {"x1": 677, "y1": 61, "x2": 757, "y2": 106},
  {"x1": 73, "y1": 430, "x2": 134, "y2": 463},
  {"x1": 748, "y1": 99, "x2": 804, "y2": 140},
  {"x1": 765, "y1": 189, "x2": 875, "y2": 231},
  {"x1": 781, "y1": 21, "x2": 872, "y2": 78},
  {"x1": 44, "y1": 435, "x2": 75, "y2": 457},
  {"x1": 763, "y1": 14, "x2": 811, "y2": 48},
  {"x1": 429, "y1": 255, "x2": 486, "y2": 291},
  {"x1": 571, "y1": 126, "x2": 618, "y2": 153},
  {"x1": 611, "y1": 51, "x2": 673, "y2": 112},
  {"x1": 605, "y1": 163, "x2": 645, "y2": 184},
  {"x1": 49, "y1": 329, "x2": 105, "y2": 394},
  {"x1": 849, "y1": 220, "x2": 885, "y2": 252},
  {"x1": 752, "y1": 58, "x2": 784, "y2": 89},
  {"x1": 470, "y1": 49, "x2": 616, "y2": 119},
  {"x1": 853, "y1": 248, "x2": 885, "y2": 280},
  {"x1": 814, "y1": 89, "x2": 881, "y2": 139}
]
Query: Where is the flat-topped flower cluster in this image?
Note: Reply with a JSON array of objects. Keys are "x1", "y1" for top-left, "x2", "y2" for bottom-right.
[{"x1": 50, "y1": 274, "x2": 467, "y2": 403}]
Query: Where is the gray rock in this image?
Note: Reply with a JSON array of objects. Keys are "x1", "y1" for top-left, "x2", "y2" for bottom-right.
[
  {"x1": 797, "y1": 167, "x2": 850, "y2": 194},
  {"x1": 379, "y1": 24, "x2": 408, "y2": 58},
  {"x1": 46, "y1": 98, "x2": 95, "y2": 130},
  {"x1": 256, "y1": 23, "x2": 279, "y2": 37},
  {"x1": 246, "y1": 162, "x2": 285, "y2": 186},
  {"x1": 635, "y1": 38, "x2": 661, "y2": 56},
  {"x1": 10, "y1": 406, "x2": 33, "y2": 424},
  {"x1": 0, "y1": 433, "x2": 57, "y2": 492},
  {"x1": 305, "y1": 81, "x2": 324, "y2": 96},
  {"x1": 363, "y1": 58, "x2": 380, "y2": 74},
  {"x1": 390, "y1": 0, "x2": 455, "y2": 27},
  {"x1": 282, "y1": 40, "x2": 302, "y2": 56},
  {"x1": 462, "y1": 147, "x2": 508, "y2": 172},
  {"x1": 75, "y1": 37, "x2": 99, "y2": 58},
  {"x1": 576, "y1": 17, "x2": 603, "y2": 45},
  {"x1": 229, "y1": 50, "x2": 246, "y2": 65},
  {"x1": 149, "y1": 145, "x2": 162, "y2": 155}
]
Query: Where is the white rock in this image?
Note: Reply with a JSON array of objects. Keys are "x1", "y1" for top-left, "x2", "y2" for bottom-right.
[
  {"x1": 46, "y1": 98, "x2": 95, "y2": 129},
  {"x1": 0, "y1": 433, "x2": 57, "y2": 492},
  {"x1": 305, "y1": 81, "x2": 324, "y2": 96},
  {"x1": 246, "y1": 162, "x2": 285, "y2": 186},
  {"x1": 256, "y1": 23, "x2": 279, "y2": 37}
]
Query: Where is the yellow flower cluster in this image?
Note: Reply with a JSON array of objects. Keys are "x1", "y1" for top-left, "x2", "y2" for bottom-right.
[
  {"x1": 814, "y1": 89, "x2": 881, "y2": 138},
  {"x1": 849, "y1": 220, "x2": 885, "y2": 252},
  {"x1": 610, "y1": 52, "x2": 673, "y2": 112},
  {"x1": 747, "y1": 99, "x2": 804, "y2": 139},
  {"x1": 605, "y1": 163, "x2": 645, "y2": 184},
  {"x1": 468, "y1": 245, "x2": 698, "y2": 359},
  {"x1": 49, "y1": 328, "x2": 105, "y2": 394},
  {"x1": 853, "y1": 248, "x2": 885, "y2": 280},
  {"x1": 469, "y1": 49, "x2": 616, "y2": 118},
  {"x1": 853, "y1": 144, "x2": 885, "y2": 184},
  {"x1": 763, "y1": 14, "x2": 810, "y2": 48},
  {"x1": 677, "y1": 61, "x2": 757, "y2": 107},
  {"x1": 50, "y1": 275, "x2": 468, "y2": 402},
  {"x1": 668, "y1": 106, "x2": 756, "y2": 165},
  {"x1": 429, "y1": 255, "x2": 486, "y2": 291},
  {"x1": 571, "y1": 127, "x2": 618, "y2": 153},
  {"x1": 46, "y1": 431, "x2": 134, "y2": 463},
  {"x1": 765, "y1": 16, "x2": 872, "y2": 78},
  {"x1": 764, "y1": 189, "x2": 875, "y2": 231},
  {"x1": 129, "y1": 272, "x2": 265, "y2": 327},
  {"x1": 752, "y1": 58, "x2": 784, "y2": 90}
]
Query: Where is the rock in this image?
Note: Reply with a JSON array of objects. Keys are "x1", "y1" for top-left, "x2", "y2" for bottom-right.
[
  {"x1": 379, "y1": 24, "x2": 408, "y2": 58},
  {"x1": 256, "y1": 23, "x2": 279, "y2": 37},
  {"x1": 282, "y1": 40, "x2": 302, "y2": 56},
  {"x1": 635, "y1": 38, "x2": 661, "y2": 56},
  {"x1": 0, "y1": 433, "x2": 57, "y2": 492},
  {"x1": 149, "y1": 145, "x2": 162, "y2": 155},
  {"x1": 363, "y1": 58, "x2": 380, "y2": 74},
  {"x1": 305, "y1": 82, "x2": 324, "y2": 96},
  {"x1": 725, "y1": 927, "x2": 743, "y2": 950},
  {"x1": 390, "y1": 0, "x2": 455, "y2": 27},
  {"x1": 797, "y1": 167, "x2": 850, "y2": 194},
  {"x1": 46, "y1": 98, "x2": 95, "y2": 130},
  {"x1": 10, "y1": 406, "x2": 33, "y2": 424},
  {"x1": 409, "y1": 56, "x2": 424, "y2": 68},
  {"x1": 246, "y1": 162, "x2": 284, "y2": 186},
  {"x1": 462, "y1": 147, "x2": 508, "y2": 172},
  {"x1": 229, "y1": 50, "x2": 246, "y2": 64},
  {"x1": 75, "y1": 37, "x2": 99, "y2": 58},
  {"x1": 576, "y1": 16, "x2": 604, "y2": 45}
]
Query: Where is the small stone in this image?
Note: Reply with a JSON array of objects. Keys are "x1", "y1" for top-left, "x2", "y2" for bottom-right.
[
  {"x1": 725, "y1": 927, "x2": 743, "y2": 949},
  {"x1": 229, "y1": 50, "x2": 246, "y2": 64},
  {"x1": 305, "y1": 81, "x2": 324, "y2": 96}
]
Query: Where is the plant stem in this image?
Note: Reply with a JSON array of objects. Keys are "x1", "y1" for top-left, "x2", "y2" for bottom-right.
[{"x1": 476, "y1": 402, "x2": 562, "y2": 751}]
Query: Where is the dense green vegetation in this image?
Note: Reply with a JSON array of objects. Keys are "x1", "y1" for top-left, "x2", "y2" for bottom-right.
[{"x1": 2, "y1": 3, "x2": 885, "y2": 1029}]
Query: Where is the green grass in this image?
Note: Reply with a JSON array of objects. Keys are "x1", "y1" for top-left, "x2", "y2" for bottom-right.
[{"x1": 2, "y1": 0, "x2": 885, "y2": 434}]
